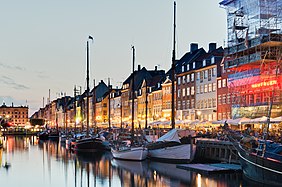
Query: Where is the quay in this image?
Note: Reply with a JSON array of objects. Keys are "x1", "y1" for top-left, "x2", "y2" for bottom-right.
[{"x1": 195, "y1": 138, "x2": 239, "y2": 164}]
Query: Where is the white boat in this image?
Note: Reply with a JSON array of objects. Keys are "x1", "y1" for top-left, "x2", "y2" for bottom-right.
[
  {"x1": 147, "y1": 129, "x2": 196, "y2": 163},
  {"x1": 111, "y1": 146, "x2": 148, "y2": 161}
]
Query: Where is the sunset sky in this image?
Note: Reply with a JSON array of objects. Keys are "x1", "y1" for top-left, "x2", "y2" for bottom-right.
[{"x1": 0, "y1": 0, "x2": 226, "y2": 115}]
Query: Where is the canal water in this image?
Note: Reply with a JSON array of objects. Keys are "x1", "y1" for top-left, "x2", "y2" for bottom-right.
[{"x1": 0, "y1": 136, "x2": 265, "y2": 187}]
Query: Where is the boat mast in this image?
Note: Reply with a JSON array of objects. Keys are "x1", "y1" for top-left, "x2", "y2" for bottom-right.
[
  {"x1": 131, "y1": 46, "x2": 135, "y2": 144},
  {"x1": 171, "y1": 1, "x2": 176, "y2": 129},
  {"x1": 145, "y1": 79, "x2": 148, "y2": 129},
  {"x1": 86, "y1": 35, "x2": 93, "y2": 137},
  {"x1": 108, "y1": 78, "x2": 111, "y2": 131},
  {"x1": 265, "y1": 56, "x2": 281, "y2": 140}
]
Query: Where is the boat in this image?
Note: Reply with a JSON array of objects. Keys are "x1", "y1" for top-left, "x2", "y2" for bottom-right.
[
  {"x1": 111, "y1": 46, "x2": 148, "y2": 161},
  {"x1": 228, "y1": 131, "x2": 282, "y2": 186},
  {"x1": 111, "y1": 144, "x2": 148, "y2": 161},
  {"x1": 48, "y1": 130, "x2": 59, "y2": 140},
  {"x1": 38, "y1": 130, "x2": 49, "y2": 140},
  {"x1": 146, "y1": 129, "x2": 196, "y2": 163},
  {"x1": 74, "y1": 36, "x2": 110, "y2": 152},
  {"x1": 73, "y1": 135, "x2": 110, "y2": 152}
]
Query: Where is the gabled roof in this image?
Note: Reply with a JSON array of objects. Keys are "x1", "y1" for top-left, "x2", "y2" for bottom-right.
[{"x1": 123, "y1": 67, "x2": 165, "y2": 91}]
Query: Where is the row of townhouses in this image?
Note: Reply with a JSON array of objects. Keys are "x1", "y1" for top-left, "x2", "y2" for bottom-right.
[{"x1": 31, "y1": 0, "x2": 282, "y2": 129}]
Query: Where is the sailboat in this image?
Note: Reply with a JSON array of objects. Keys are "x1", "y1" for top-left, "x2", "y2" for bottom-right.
[
  {"x1": 74, "y1": 36, "x2": 109, "y2": 152},
  {"x1": 146, "y1": 1, "x2": 196, "y2": 164},
  {"x1": 111, "y1": 46, "x2": 148, "y2": 161}
]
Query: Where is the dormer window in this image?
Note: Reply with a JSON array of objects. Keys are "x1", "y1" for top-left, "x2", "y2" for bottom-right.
[
  {"x1": 193, "y1": 62, "x2": 195, "y2": 69},
  {"x1": 211, "y1": 57, "x2": 215, "y2": 64},
  {"x1": 203, "y1": 59, "x2": 206, "y2": 66},
  {"x1": 182, "y1": 65, "x2": 185, "y2": 72},
  {"x1": 187, "y1": 64, "x2": 189, "y2": 71}
]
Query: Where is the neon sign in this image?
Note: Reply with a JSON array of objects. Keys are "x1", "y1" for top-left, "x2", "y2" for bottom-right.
[{"x1": 251, "y1": 80, "x2": 277, "y2": 88}]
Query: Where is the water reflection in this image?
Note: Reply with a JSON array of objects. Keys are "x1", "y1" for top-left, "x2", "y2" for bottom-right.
[{"x1": 0, "y1": 136, "x2": 249, "y2": 187}]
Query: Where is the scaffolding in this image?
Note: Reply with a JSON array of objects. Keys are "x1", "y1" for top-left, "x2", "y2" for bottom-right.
[{"x1": 220, "y1": 0, "x2": 282, "y2": 118}]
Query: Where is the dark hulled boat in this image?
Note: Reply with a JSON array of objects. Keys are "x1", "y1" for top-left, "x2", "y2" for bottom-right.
[
  {"x1": 74, "y1": 137, "x2": 109, "y2": 152},
  {"x1": 38, "y1": 131, "x2": 49, "y2": 140},
  {"x1": 230, "y1": 134, "x2": 282, "y2": 186}
]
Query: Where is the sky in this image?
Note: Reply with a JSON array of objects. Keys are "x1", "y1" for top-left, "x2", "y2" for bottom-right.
[{"x1": 0, "y1": 0, "x2": 227, "y2": 116}]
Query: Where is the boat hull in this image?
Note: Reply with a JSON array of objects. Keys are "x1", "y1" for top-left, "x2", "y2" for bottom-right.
[
  {"x1": 148, "y1": 144, "x2": 195, "y2": 163},
  {"x1": 238, "y1": 148, "x2": 282, "y2": 186},
  {"x1": 111, "y1": 147, "x2": 148, "y2": 161},
  {"x1": 74, "y1": 137, "x2": 108, "y2": 152}
]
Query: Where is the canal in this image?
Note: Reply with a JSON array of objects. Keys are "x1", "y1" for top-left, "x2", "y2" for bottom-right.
[{"x1": 0, "y1": 136, "x2": 264, "y2": 187}]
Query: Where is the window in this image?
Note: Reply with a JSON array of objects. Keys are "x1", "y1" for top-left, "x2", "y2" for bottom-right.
[
  {"x1": 200, "y1": 85, "x2": 204, "y2": 93},
  {"x1": 191, "y1": 86, "x2": 195, "y2": 95},
  {"x1": 187, "y1": 64, "x2": 190, "y2": 71},
  {"x1": 178, "y1": 77, "x2": 181, "y2": 85},
  {"x1": 222, "y1": 94, "x2": 226, "y2": 104},
  {"x1": 218, "y1": 95, "x2": 222, "y2": 105},
  {"x1": 204, "y1": 70, "x2": 208, "y2": 79},
  {"x1": 193, "y1": 62, "x2": 195, "y2": 69},
  {"x1": 218, "y1": 80, "x2": 222, "y2": 88},
  {"x1": 196, "y1": 86, "x2": 200, "y2": 94},
  {"x1": 182, "y1": 100, "x2": 186, "y2": 109},
  {"x1": 191, "y1": 73, "x2": 194, "y2": 82},
  {"x1": 211, "y1": 57, "x2": 215, "y2": 64},
  {"x1": 203, "y1": 60, "x2": 206, "y2": 66},
  {"x1": 227, "y1": 93, "x2": 231, "y2": 104},
  {"x1": 222, "y1": 79, "x2": 226, "y2": 87},
  {"x1": 182, "y1": 76, "x2": 186, "y2": 84},
  {"x1": 187, "y1": 100, "x2": 190, "y2": 109},
  {"x1": 182, "y1": 66, "x2": 185, "y2": 72},
  {"x1": 212, "y1": 83, "x2": 216, "y2": 91},
  {"x1": 208, "y1": 84, "x2": 212, "y2": 92},
  {"x1": 208, "y1": 99, "x2": 212, "y2": 108},
  {"x1": 187, "y1": 87, "x2": 190, "y2": 96},
  {"x1": 182, "y1": 88, "x2": 186, "y2": 97},
  {"x1": 200, "y1": 71, "x2": 203, "y2": 82},
  {"x1": 204, "y1": 84, "x2": 208, "y2": 93},
  {"x1": 208, "y1": 69, "x2": 212, "y2": 81},
  {"x1": 218, "y1": 113, "x2": 222, "y2": 120},
  {"x1": 212, "y1": 67, "x2": 216, "y2": 77},
  {"x1": 191, "y1": 99, "x2": 195, "y2": 109},
  {"x1": 212, "y1": 98, "x2": 216, "y2": 107},
  {"x1": 187, "y1": 74, "x2": 190, "y2": 83},
  {"x1": 197, "y1": 72, "x2": 200, "y2": 80},
  {"x1": 177, "y1": 89, "x2": 181, "y2": 97}
]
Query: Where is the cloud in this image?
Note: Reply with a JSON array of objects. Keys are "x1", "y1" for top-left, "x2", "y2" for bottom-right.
[
  {"x1": 0, "y1": 62, "x2": 26, "y2": 71},
  {"x1": 0, "y1": 76, "x2": 29, "y2": 90}
]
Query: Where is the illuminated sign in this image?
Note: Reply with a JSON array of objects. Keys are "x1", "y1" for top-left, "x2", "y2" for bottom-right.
[{"x1": 251, "y1": 80, "x2": 277, "y2": 88}]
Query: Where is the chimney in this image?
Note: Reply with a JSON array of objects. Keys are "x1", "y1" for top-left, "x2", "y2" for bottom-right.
[
  {"x1": 138, "y1": 65, "x2": 141, "y2": 71},
  {"x1": 208, "y1": 43, "x2": 217, "y2": 52},
  {"x1": 12, "y1": 102, "x2": 14, "y2": 107},
  {"x1": 190, "y1": 43, "x2": 198, "y2": 53},
  {"x1": 155, "y1": 65, "x2": 157, "y2": 71}
]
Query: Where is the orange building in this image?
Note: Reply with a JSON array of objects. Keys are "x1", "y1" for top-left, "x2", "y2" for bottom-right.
[{"x1": 0, "y1": 103, "x2": 28, "y2": 126}]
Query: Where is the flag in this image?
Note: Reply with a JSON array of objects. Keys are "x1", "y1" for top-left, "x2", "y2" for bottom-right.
[{"x1": 88, "y1": 35, "x2": 93, "y2": 40}]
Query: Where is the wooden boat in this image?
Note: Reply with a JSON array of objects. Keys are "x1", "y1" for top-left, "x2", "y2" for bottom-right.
[
  {"x1": 229, "y1": 133, "x2": 282, "y2": 186},
  {"x1": 147, "y1": 129, "x2": 196, "y2": 163},
  {"x1": 111, "y1": 46, "x2": 147, "y2": 161},
  {"x1": 74, "y1": 136, "x2": 110, "y2": 152},
  {"x1": 111, "y1": 145, "x2": 148, "y2": 161}
]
